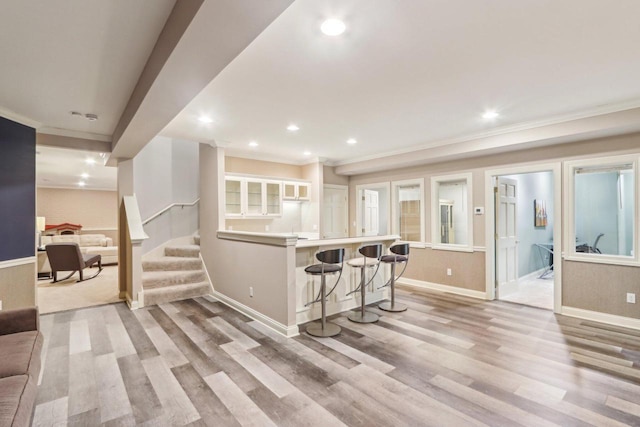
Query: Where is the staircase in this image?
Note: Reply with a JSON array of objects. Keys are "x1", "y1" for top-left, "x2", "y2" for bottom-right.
[{"x1": 141, "y1": 235, "x2": 211, "y2": 306}]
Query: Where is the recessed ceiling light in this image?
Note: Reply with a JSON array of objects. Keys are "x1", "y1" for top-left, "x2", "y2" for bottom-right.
[
  {"x1": 85, "y1": 158, "x2": 96, "y2": 165},
  {"x1": 248, "y1": 141, "x2": 258, "y2": 147},
  {"x1": 81, "y1": 173, "x2": 89, "y2": 179},
  {"x1": 303, "y1": 151, "x2": 311, "y2": 156},
  {"x1": 287, "y1": 124, "x2": 300, "y2": 132},
  {"x1": 346, "y1": 138, "x2": 357, "y2": 145},
  {"x1": 78, "y1": 181, "x2": 86, "y2": 187},
  {"x1": 198, "y1": 116, "x2": 213, "y2": 124},
  {"x1": 482, "y1": 110, "x2": 499, "y2": 120},
  {"x1": 321, "y1": 19, "x2": 346, "y2": 36}
]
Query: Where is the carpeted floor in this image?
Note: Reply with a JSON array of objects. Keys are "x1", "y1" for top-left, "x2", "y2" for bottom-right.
[{"x1": 38, "y1": 265, "x2": 122, "y2": 314}]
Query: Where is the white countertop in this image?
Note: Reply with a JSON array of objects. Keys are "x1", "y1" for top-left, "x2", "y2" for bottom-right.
[
  {"x1": 295, "y1": 234, "x2": 399, "y2": 248},
  {"x1": 217, "y1": 230, "x2": 399, "y2": 248}
]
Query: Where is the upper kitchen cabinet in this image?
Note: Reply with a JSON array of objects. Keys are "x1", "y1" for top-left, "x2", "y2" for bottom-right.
[
  {"x1": 283, "y1": 181, "x2": 311, "y2": 201},
  {"x1": 225, "y1": 177, "x2": 282, "y2": 218}
]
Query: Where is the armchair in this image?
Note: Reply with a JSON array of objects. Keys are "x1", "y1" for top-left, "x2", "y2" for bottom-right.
[{"x1": 45, "y1": 243, "x2": 103, "y2": 283}]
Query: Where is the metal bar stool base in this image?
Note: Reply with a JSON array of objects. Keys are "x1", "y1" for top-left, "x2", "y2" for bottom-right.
[
  {"x1": 378, "y1": 301, "x2": 407, "y2": 312},
  {"x1": 306, "y1": 322, "x2": 341, "y2": 337},
  {"x1": 347, "y1": 311, "x2": 379, "y2": 323}
]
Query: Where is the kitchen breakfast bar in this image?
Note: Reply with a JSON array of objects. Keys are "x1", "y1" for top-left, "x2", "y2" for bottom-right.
[{"x1": 213, "y1": 231, "x2": 399, "y2": 337}]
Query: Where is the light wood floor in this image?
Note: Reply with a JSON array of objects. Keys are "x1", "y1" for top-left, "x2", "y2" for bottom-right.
[{"x1": 34, "y1": 287, "x2": 640, "y2": 426}]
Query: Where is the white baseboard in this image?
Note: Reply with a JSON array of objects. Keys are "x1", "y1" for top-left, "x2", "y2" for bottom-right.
[
  {"x1": 518, "y1": 268, "x2": 547, "y2": 281},
  {"x1": 211, "y1": 290, "x2": 300, "y2": 338},
  {"x1": 397, "y1": 277, "x2": 487, "y2": 300},
  {"x1": 126, "y1": 294, "x2": 140, "y2": 310},
  {"x1": 561, "y1": 306, "x2": 640, "y2": 331},
  {"x1": 199, "y1": 253, "x2": 215, "y2": 295}
]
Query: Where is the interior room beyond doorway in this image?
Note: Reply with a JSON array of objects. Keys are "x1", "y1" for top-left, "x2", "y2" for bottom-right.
[{"x1": 495, "y1": 171, "x2": 555, "y2": 310}]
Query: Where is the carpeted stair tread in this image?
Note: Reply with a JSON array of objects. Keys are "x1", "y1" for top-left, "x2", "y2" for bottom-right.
[
  {"x1": 142, "y1": 257, "x2": 202, "y2": 272},
  {"x1": 164, "y1": 245, "x2": 200, "y2": 258},
  {"x1": 143, "y1": 282, "x2": 211, "y2": 306},
  {"x1": 142, "y1": 270, "x2": 207, "y2": 289}
]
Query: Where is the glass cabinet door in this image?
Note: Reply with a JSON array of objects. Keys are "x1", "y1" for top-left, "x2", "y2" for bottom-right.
[
  {"x1": 297, "y1": 183, "x2": 310, "y2": 200},
  {"x1": 246, "y1": 180, "x2": 263, "y2": 215},
  {"x1": 283, "y1": 182, "x2": 296, "y2": 199},
  {"x1": 265, "y1": 182, "x2": 281, "y2": 215},
  {"x1": 225, "y1": 179, "x2": 242, "y2": 215}
]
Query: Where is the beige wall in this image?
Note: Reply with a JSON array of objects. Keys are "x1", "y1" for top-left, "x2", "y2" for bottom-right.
[
  {"x1": 324, "y1": 165, "x2": 349, "y2": 186},
  {"x1": 37, "y1": 187, "x2": 118, "y2": 230},
  {"x1": 347, "y1": 132, "x2": 640, "y2": 318},
  {"x1": 226, "y1": 156, "x2": 303, "y2": 179},
  {"x1": 0, "y1": 263, "x2": 36, "y2": 310},
  {"x1": 563, "y1": 261, "x2": 640, "y2": 319}
]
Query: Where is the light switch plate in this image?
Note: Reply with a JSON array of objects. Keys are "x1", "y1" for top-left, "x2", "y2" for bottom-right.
[
  {"x1": 474, "y1": 207, "x2": 484, "y2": 215},
  {"x1": 627, "y1": 293, "x2": 636, "y2": 304}
]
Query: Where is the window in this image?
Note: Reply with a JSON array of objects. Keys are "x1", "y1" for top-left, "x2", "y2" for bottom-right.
[
  {"x1": 391, "y1": 179, "x2": 425, "y2": 243},
  {"x1": 565, "y1": 155, "x2": 638, "y2": 264},
  {"x1": 431, "y1": 173, "x2": 473, "y2": 251}
]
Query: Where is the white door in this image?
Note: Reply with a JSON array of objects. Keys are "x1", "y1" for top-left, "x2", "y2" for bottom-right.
[
  {"x1": 363, "y1": 189, "x2": 379, "y2": 236},
  {"x1": 495, "y1": 177, "x2": 518, "y2": 297},
  {"x1": 323, "y1": 186, "x2": 348, "y2": 238}
]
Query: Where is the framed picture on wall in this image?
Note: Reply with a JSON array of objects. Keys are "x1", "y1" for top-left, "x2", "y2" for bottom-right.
[{"x1": 534, "y1": 199, "x2": 547, "y2": 227}]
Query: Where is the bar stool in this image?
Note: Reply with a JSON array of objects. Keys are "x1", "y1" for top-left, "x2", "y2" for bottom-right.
[
  {"x1": 304, "y1": 248, "x2": 345, "y2": 337},
  {"x1": 378, "y1": 243, "x2": 410, "y2": 312},
  {"x1": 347, "y1": 244, "x2": 382, "y2": 323}
]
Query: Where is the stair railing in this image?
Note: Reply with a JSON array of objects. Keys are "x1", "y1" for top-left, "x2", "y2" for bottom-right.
[{"x1": 140, "y1": 199, "x2": 200, "y2": 255}]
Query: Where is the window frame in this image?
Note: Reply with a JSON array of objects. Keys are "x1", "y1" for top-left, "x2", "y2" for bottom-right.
[
  {"x1": 391, "y1": 178, "x2": 425, "y2": 247},
  {"x1": 564, "y1": 154, "x2": 639, "y2": 266},
  {"x1": 431, "y1": 172, "x2": 474, "y2": 252}
]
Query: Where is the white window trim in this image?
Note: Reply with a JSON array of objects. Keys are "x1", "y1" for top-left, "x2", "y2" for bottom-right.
[
  {"x1": 354, "y1": 182, "x2": 391, "y2": 237},
  {"x1": 431, "y1": 172, "x2": 474, "y2": 252},
  {"x1": 563, "y1": 154, "x2": 639, "y2": 266},
  {"x1": 391, "y1": 178, "x2": 425, "y2": 246}
]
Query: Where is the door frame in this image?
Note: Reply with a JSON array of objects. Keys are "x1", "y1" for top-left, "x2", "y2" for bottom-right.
[
  {"x1": 355, "y1": 182, "x2": 390, "y2": 237},
  {"x1": 322, "y1": 184, "x2": 348, "y2": 238},
  {"x1": 484, "y1": 162, "x2": 562, "y2": 313}
]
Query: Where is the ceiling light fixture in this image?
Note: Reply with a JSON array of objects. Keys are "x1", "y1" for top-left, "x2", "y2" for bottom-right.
[
  {"x1": 287, "y1": 124, "x2": 300, "y2": 131},
  {"x1": 78, "y1": 181, "x2": 86, "y2": 187},
  {"x1": 249, "y1": 141, "x2": 259, "y2": 147},
  {"x1": 81, "y1": 173, "x2": 89, "y2": 179},
  {"x1": 346, "y1": 138, "x2": 357, "y2": 145},
  {"x1": 321, "y1": 19, "x2": 346, "y2": 36},
  {"x1": 198, "y1": 116, "x2": 213, "y2": 124},
  {"x1": 303, "y1": 151, "x2": 311, "y2": 156},
  {"x1": 85, "y1": 158, "x2": 96, "y2": 165},
  {"x1": 482, "y1": 110, "x2": 499, "y2": 120}
]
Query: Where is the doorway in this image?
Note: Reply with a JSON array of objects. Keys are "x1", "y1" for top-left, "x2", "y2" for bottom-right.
[
  {"x1": 323, "y1": 185, "x2": 348, "y2": 238},
  {"x1": 36, "y1": 146, "x2": 120, "y2": 313},
  {"x1": 485, "y1": 164, "x2": 562, "y2": 312},
  {"x1": 355, "y1": 183, "x2": 390, "y2": 237}
]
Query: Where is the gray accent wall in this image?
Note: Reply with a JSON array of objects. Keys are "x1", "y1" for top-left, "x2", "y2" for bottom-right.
[{"x1": 503, "y1": 172, "x2": 554, "y2": 278}]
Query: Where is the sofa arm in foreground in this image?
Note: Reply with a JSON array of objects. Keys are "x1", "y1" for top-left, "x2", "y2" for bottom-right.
[{"x1": 0, "y1": 308, "x2": 39, "y2": 336}]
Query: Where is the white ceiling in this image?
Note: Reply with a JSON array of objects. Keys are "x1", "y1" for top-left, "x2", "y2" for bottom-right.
[
  {"x1": 36, "y1": 146, "x2": 116, "y2": 191},
  {"x1": 0, "y1": 0, "x2": 175, "y2": 139},
  {"x1": 162, "y1": 0, "x2": 640, "y2": 165}
]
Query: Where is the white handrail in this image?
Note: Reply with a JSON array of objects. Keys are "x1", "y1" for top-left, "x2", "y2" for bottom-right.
[{"x1": 142, "y1": 198, "x2": 200, "y2": 225}]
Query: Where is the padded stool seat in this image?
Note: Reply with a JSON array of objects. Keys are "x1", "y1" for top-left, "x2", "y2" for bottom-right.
[
  {"x1": 305, "y1": 264, "x2": 342, "y2": 275},
  {"x1": 380, "y1": 254, "x2": 408, "y2": 263},
  {"x1": 346, "y1": 257, "x2": 379, "y2": 268}
]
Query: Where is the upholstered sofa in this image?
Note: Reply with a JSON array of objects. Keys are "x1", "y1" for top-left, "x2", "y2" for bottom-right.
[
  {"x1": 0, "y1": 307, "x2": 43, "y2": 427},
  {"x1": 41, "y1": 234, "x2": 117, "y2": 267}
]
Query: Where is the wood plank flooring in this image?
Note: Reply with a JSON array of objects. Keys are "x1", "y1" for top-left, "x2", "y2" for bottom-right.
[{"x1": 33, "y1": 287, "x2": 640, "y2": 426}]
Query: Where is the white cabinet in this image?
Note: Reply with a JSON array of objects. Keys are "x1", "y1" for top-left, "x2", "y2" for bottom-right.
[
  {"x1": 283, "y1": 181, "x2": 310, "y2": 201},
  {"x1": 225, "y1": 178, "x2": 282, "y2": 218}
]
